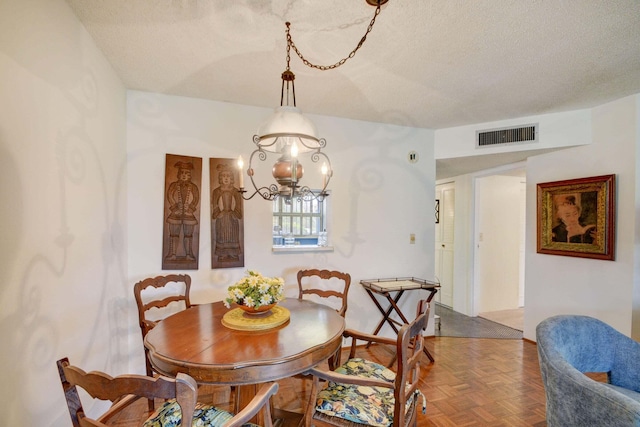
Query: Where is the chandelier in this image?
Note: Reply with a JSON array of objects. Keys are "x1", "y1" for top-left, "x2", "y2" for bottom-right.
[{"x1": 238, "y1": 0, "x2": 388, "y2": 201}]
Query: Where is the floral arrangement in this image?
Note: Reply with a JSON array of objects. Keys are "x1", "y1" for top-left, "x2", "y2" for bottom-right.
[{"x1": 224, "y1": 270, "x2": 285, "y2": 309}]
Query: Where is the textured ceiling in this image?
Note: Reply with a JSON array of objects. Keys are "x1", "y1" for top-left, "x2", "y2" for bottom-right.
[{"x1": 65, "y1": 0, "x2": 640, "y2": 178}]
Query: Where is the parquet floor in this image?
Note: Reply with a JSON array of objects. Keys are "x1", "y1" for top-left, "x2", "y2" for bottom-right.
[{"x1": 107, "y1": 337, "x2": 547, "y2": 426}]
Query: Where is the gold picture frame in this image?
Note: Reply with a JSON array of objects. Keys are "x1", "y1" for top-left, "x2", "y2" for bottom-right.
[{"x1": 537, "y1": 174, "x2": 615, "y2": 260}]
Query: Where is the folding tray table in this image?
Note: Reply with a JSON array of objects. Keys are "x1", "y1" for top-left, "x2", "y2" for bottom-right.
[{"x1": 360, "y1": 277, "x2": 440, "y2": 362}]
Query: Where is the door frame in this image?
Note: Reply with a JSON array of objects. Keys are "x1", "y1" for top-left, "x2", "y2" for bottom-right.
[{"x1": 470, "y1": 162, "x2": 526, "y2": 317}]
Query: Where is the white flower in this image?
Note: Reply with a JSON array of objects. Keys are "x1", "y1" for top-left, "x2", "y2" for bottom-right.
[
  {"x1": 259, "y1": 283, "x2": 270, "y2": 294},
  {"x1": 260, "y1": 295, "x2": 273, "y2": 305},
  {"x1": 225, "y1": 270, "x2": 285, "y2": 309}
]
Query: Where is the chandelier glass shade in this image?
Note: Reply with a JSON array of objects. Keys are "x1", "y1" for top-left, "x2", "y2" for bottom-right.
[{"x1": 256, "y1": 106, "x2": 319, "y2": 153}]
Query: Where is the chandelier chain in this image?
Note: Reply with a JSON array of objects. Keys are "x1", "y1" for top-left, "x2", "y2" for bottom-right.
[
  {"x1": 285, "y1": 23, "x2": 292, "y2": 71},
  {"x1": 285, "y1": 3, "x2": 381, "y2": 71}
]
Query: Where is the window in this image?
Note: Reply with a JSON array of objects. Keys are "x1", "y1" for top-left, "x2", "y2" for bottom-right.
[{"x1": 273, "y1": 192, "x2": 326, "y2": 247}]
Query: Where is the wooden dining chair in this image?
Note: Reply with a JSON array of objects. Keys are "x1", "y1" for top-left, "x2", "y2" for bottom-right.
[
  {"x1": 297, "y1": 269, "x2": 351, "y2": 369},
  {"x1": 302, "y1": 302, "x2": 429, "y2": 427},
  {"x1": 134, "y1": 274, "x2": 192, "y2": 373},
  {"x1": 57, "y1": 357, "x2": 278, "y2": 427},
  {"x1": 297, "y1": 269, "x2": 351, "y2": 317},
  {"x1": 134, "y1": 273, "x2": 192, "y2": 410},
  {"x1": 387, "y1": 299, "x2": 433, "y2": 366}
]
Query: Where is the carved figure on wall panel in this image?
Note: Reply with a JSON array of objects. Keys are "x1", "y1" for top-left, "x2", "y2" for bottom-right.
[
  {"x1": 162, "y1": 154, "x2": 202, "y2": 270},
  {"x1": 209, "y1": 158, "x2": 244, "y2": 269}
]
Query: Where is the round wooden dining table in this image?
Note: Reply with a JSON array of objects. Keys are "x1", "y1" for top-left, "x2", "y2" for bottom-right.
[{"x1": 144, "y1": 298, "x2": 345, "y2": 422}]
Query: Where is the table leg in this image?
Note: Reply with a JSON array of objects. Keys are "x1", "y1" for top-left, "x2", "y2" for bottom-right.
[
  {"x1": 368, "y1": 289, "x2": 406, "y2": 337},
  {"x1": 385, "y1": 292, "x2": 411, "y2": 326},
  {"x1": 422, "y1": 340, "x2": 435, "y2": 363},
  {"x1": 426, "y1": 288, "x2": 438, "y2": 303},
  {"x1": 422, "y1": 288, "x2": 438, "y2": 362},
  {"x1": 361, "y1": 283, "x2": 440, "y2": 363},
  {"x1": 365, "y1": 289, "x2": 389, "y2": 338}
]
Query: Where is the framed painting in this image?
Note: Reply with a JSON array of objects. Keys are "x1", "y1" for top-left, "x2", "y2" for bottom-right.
[
  {"x1": 162, "y1": 154, "x2": 202, "y2": 270},
  {"x1": 209, "y1": 158, "x2": 245, "y2": 269},
  {"x1": 537, "y1": 174, "x2": 615, "y2": 260}
]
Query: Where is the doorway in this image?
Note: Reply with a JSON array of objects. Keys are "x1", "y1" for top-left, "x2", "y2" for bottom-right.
[
  {"x1": 473, "y1": 170, "x2": 526, "y2": 330},
  {"x1": 435, "y1": 182, "x2": 455, "y2": 308},
  {"x1": 435, "y1": 166, "x2": 526, "y2": 332}
]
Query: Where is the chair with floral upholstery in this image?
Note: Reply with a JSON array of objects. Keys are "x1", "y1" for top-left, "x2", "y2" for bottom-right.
[
  {"x1": 57, "y1": 357, "x2": 277, "y2": 427},
  {"x1": 301, "y1": 300, "x2": 429, "y2": 427}
]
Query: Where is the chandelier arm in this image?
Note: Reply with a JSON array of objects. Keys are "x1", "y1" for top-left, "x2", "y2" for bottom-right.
[
  {"x1": 240, "y1": 149, "x2": 279, "y2": 201},
  {"x1": 285, "y1": 3, "x2": 382, "y2": 71},
  {"x1": 248, "y1": 148, "x2": 268, "y2": 167},
  {"x1": 239, "y1": 182, "x2": 280, "y2": 201},
  {"x1": 310, "y1": 151, "x2": 330, "y2": 164},
  {"x1": 253, "y1": 134, "x2": 281, "y2": 151},
  {"x1": 295, "y1": 135, "x2": 322, "y2": 151},
  {"x1": 295, "y1": 186, "x2": 328, "y2": 202},
  {"x1": 259, "y1": 133, "x2": 320, "y2": 145}
]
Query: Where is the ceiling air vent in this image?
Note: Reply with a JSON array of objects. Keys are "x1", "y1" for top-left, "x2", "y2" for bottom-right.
[{"x1": 476, "y1": 124, "x2": 538, "y2": 148}]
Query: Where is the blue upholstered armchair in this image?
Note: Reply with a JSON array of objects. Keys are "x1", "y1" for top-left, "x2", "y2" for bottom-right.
[{"x1": 536, "y1": 315, "x2": 640, "y2": 426}]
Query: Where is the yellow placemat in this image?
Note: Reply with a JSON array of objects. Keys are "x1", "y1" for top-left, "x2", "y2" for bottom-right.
[{"x1": 222, "y1": 305, "x2": 291, "y2": 331}]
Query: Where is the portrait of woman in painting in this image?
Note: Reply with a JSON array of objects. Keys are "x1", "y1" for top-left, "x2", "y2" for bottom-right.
[
  {"x1": 551, "y1": 193, "x2": 597, "y2": 244},
  {"x1": 537, "y1": 174, "x2": 615, "y2": 260}
]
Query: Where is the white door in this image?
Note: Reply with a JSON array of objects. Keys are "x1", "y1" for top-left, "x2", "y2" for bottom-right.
[{"x1": 435, "y1": 183, "x2": 455, "y2": 308}]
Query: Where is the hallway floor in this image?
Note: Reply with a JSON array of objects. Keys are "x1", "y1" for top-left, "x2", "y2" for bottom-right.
[
  {"x1": 479, "y1": 307, "x2": 524, "y2": 331},
  {"x1": 434, "y1": 304, "x2": 523, "y2": 339}
]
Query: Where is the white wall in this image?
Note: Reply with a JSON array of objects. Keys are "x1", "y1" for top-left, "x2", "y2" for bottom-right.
[
  {"x1": 435, "y1": 109, "x2": 591, "y2": 160},
  {"x1": 526, "y1": 95, "x2": 639, "y2": 340},
  {"x1": 0, "y1": 0, "x2": 128, "y2": 425},
  {"x1": 127, "y1": 91, "x2": 437, "y2": 373}
]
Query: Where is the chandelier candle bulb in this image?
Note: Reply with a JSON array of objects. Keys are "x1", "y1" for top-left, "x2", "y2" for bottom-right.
[
  {"x1": 291, "y1": 159, "x2": 297, "y2": 184},
  {"x1": 237, "y1": 156, "x2": 244, "y2": 188}
]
